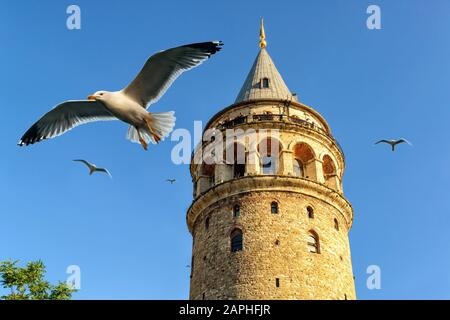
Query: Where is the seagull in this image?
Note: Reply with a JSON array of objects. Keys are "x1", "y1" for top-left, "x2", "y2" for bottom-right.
[
  {"x1": 18, "y1": 41, "x2": 223, "y2": 150},
  {"x1": 166, "y1": 179, "x2": 176, "y2": 184},
  {"x1": 73, "y1": 159, "x2": 112, "y2": 178},
  {"x1": 374, "y1": 138, "x2": 412, "y2": 151}
]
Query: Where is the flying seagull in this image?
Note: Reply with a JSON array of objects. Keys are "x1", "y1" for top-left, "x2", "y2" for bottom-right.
[
  {"x1": 166, "y1": 179, "x2": 176, "y2": 184},
  {"x1": 73, "y1": 159, "x2": 112, "y2": 178},
  {"x1": 18, "y1": 41, "x2": 223, "y2": 150},
  {"x1": 375, "y1": 138, "x2": 412, "y2": 151}
]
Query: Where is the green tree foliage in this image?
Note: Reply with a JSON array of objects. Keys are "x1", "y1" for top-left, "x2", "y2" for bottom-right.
[{"x1": 0, "y1": 260, "x2": 76, "y2": 300}]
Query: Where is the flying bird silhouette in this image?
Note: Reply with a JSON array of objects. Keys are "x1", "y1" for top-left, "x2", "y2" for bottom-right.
[
  {"x1": 375, "y1": 138, "x2": 412, "y2": 151},
  {"x1": 166, "y1": 179, "x2": 176, "y2": 184},
  {"x1": 18, "y1": 41, "x2": 223, "y2": 150},
  {"x1": 73, "y1": 159, "x2": 112, "y2": 178}
]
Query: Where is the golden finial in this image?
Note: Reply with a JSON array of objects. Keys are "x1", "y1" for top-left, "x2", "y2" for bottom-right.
[{"x1": 259, "y1": 18, "x2": 266, "y2": 49}]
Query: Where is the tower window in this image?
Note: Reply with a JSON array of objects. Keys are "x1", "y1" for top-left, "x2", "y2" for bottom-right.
[
  {"x1": 261, "y1": 156, "x2": 276, "y2": 175},
  {"x1": 307, "y1": 231, "x2": 320, "y2": 254},
  {"x1": 307, "y1": 206, "x2": 314, "y2": 219},
  {"x1": 258, "y1": 137, "x2": 281, "y2": 175},
  {"x1": 205, "y1": 217, "x2": 210, "y2": 230},
  {"x1": 230, "y1": 142, "x2": 246, "y2": 178},
  {"x1": 262, "y1": 78, "x2": 270, "y2": 88},
  {"x1": 271, "y1": 202, "x2": 279, "y2": 214},
  {"x1": 275, "y1": 278, "x2": 280, "y2": 288},
  {"x1": 234, "y1": 163, "x2": 245, "y2": 178},
  {"x1": 334, "y1": 218, "x2": 339, "y2": 231},
  {"x1": 230, "y1": 229, "x2": 243, "y2": 252},
  {"x1": 293, "y1": 159, "x2": 304, "y2": 177},
  {"x1": 233, "y1": 205, "x2": 240, "y2": 218},
  {"x1": 202, "y1": 292, "x2": 206, "y2": 300}
]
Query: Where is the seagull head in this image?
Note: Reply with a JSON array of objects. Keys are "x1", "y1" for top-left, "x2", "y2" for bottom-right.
[{"x1": 87, "y1": 91, "x2": 111, "y2": 101}]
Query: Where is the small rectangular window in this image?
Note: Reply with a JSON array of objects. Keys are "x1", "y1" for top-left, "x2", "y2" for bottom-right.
[
  {"x1": 233, "y1": 205, "x2": 240, "y2": 218},
  {"x1": 262, "y1": 78, "x2": 269, "y2": 88},
  {"x1": 271, "y1": 202, "x2": 279, "y2": 214},
  {"x1": 275, "y1": 278, "x2": 280, "y2": 288}
]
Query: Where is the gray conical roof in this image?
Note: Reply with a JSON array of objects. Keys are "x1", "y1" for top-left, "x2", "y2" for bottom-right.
[{"x1": 235, "y1": 48, "x2": 296, "y2": 103}]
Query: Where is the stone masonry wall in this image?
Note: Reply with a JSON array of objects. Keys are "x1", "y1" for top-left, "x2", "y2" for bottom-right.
[{"x1": 189, "y1": 190, "x2": 356, "y2": 300}]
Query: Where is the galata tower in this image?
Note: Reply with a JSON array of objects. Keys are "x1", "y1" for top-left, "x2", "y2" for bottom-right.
[{"x1": 187, "y1": 20, "x2": 355, "y2": 300}]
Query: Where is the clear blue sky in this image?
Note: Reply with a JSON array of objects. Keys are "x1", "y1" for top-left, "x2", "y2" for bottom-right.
[{"x1": 1, "y1": 0, "x2": 450, "y2": 300}]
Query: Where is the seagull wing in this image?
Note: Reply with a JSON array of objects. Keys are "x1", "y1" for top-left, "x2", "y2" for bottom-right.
[
  {"x1": 374, "y1": 140, "x2": 391, "y2": 145},
  {"x1": 73, "y1": 159, "x2": 94, "y2": 169},
  {"x1": 96, "y1": 167, "x2": 112, "y2": 178},
  {"x1": 123, "y1": 41, "x2": 223, "y2": 108},
  {"x1": 397, "y1": 138, "x2": 412, "y2": 146},
  {"x1": 18, "y1": 100, "x2": 117, "y2": 146}
]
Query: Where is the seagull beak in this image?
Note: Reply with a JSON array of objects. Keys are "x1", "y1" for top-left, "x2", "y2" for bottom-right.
[{"x1": 87, "y1": 95, "x2": 96, "y2": 101}]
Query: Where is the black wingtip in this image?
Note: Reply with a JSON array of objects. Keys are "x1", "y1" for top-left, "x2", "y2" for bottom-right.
[
  {"x1": 183, "y1": 41, "x2": 224, "y2": 56},
  {"x1": 18, "y1": 122, "x2": 48, "y2": 147}
]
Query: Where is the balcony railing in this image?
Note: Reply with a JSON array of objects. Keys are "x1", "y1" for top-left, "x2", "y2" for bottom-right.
[{"x1": 200, "y1": 113, "x2": 346, "y2": 161}]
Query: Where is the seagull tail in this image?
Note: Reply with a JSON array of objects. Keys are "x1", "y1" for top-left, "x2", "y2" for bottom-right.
[{"x1": 126, "y1": 111, "x2": 176, "y2": 145}]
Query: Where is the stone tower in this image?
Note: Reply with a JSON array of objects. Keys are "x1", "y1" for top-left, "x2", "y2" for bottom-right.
[{"x1": 187, "y1": 20, "x2": 355, "y2": 300}]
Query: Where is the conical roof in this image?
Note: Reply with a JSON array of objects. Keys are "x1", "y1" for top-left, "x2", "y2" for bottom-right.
[{"x1": 234, "y1": 48, "x2": 297, "y2": 103}]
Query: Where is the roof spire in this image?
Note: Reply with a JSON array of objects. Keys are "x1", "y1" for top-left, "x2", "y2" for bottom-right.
[{"x1": 259, "y1": 18, "x2": 266, "y2": 49}]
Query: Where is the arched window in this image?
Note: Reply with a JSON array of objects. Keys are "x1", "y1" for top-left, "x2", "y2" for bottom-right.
[
  {"x1": 201, "y1": 164, "x2": 215, "y2": 186},
  {"x1": 307, "y1": 206, "x2": 314, "y2": 219},
  {"x1": 230, "y1": 229, "x2": 243, "y2": 252},
  {"x1": 226, "y1": 142, "x2": 246, "y2": 178},
  {"x1": 233, "y1": 205, "x2": 240, "y2": 218},
  {"x1": 334, "y1": 218, "x2": 339, "y2": 231},
  {"x1": 293, "y1": 159, "x2": 303, "y2": 177},
  {"x1": 262, "y1": 77, "x2": 270, "y2": 88},
  {"x1": 271, "y1": 202, "x2": 279, "y2": 214},
  {"x1": 293, "y1": 143, "x2": 315, "y2": 179},
  {"x1": 205, "y1": 217, "x2": 210, "y2": 230},
  {"x1": 258, "y1": 137, "x2": 281, "y2": 175},
  {"x1": 322, "y1": 155, "x2": 336, "y2": 176},
  {"x1": 307, "y1": 231, "x2": 320, "y2": 254},
  {"x1": 261, "y1": 156, "x2": 276, "y2": 174},
  {"x1": 322, "y1": 155, "x2": 339, "y2": 190},
  {"x1": 234, "y1": 163, "x2": 245, "y2": 178}
]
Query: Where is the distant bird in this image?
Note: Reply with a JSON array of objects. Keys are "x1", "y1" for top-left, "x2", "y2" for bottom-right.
[
  {"x1": 166, "y1": 179, "x2": 176, "y2": 184},
  {"x1": 73, "y1": 159, "x2": 112, "y2": 178},
  {"x1": 375, "y1": 138, "x2": 412, "y2": 151},
  {"x1": 18, "y1": 41, "x2": 223, "y2": 150}
]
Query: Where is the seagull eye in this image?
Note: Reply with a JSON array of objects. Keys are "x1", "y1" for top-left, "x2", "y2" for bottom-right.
[{"x1": 100, "y1": 93, "x2": 104, "y2": 96}]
